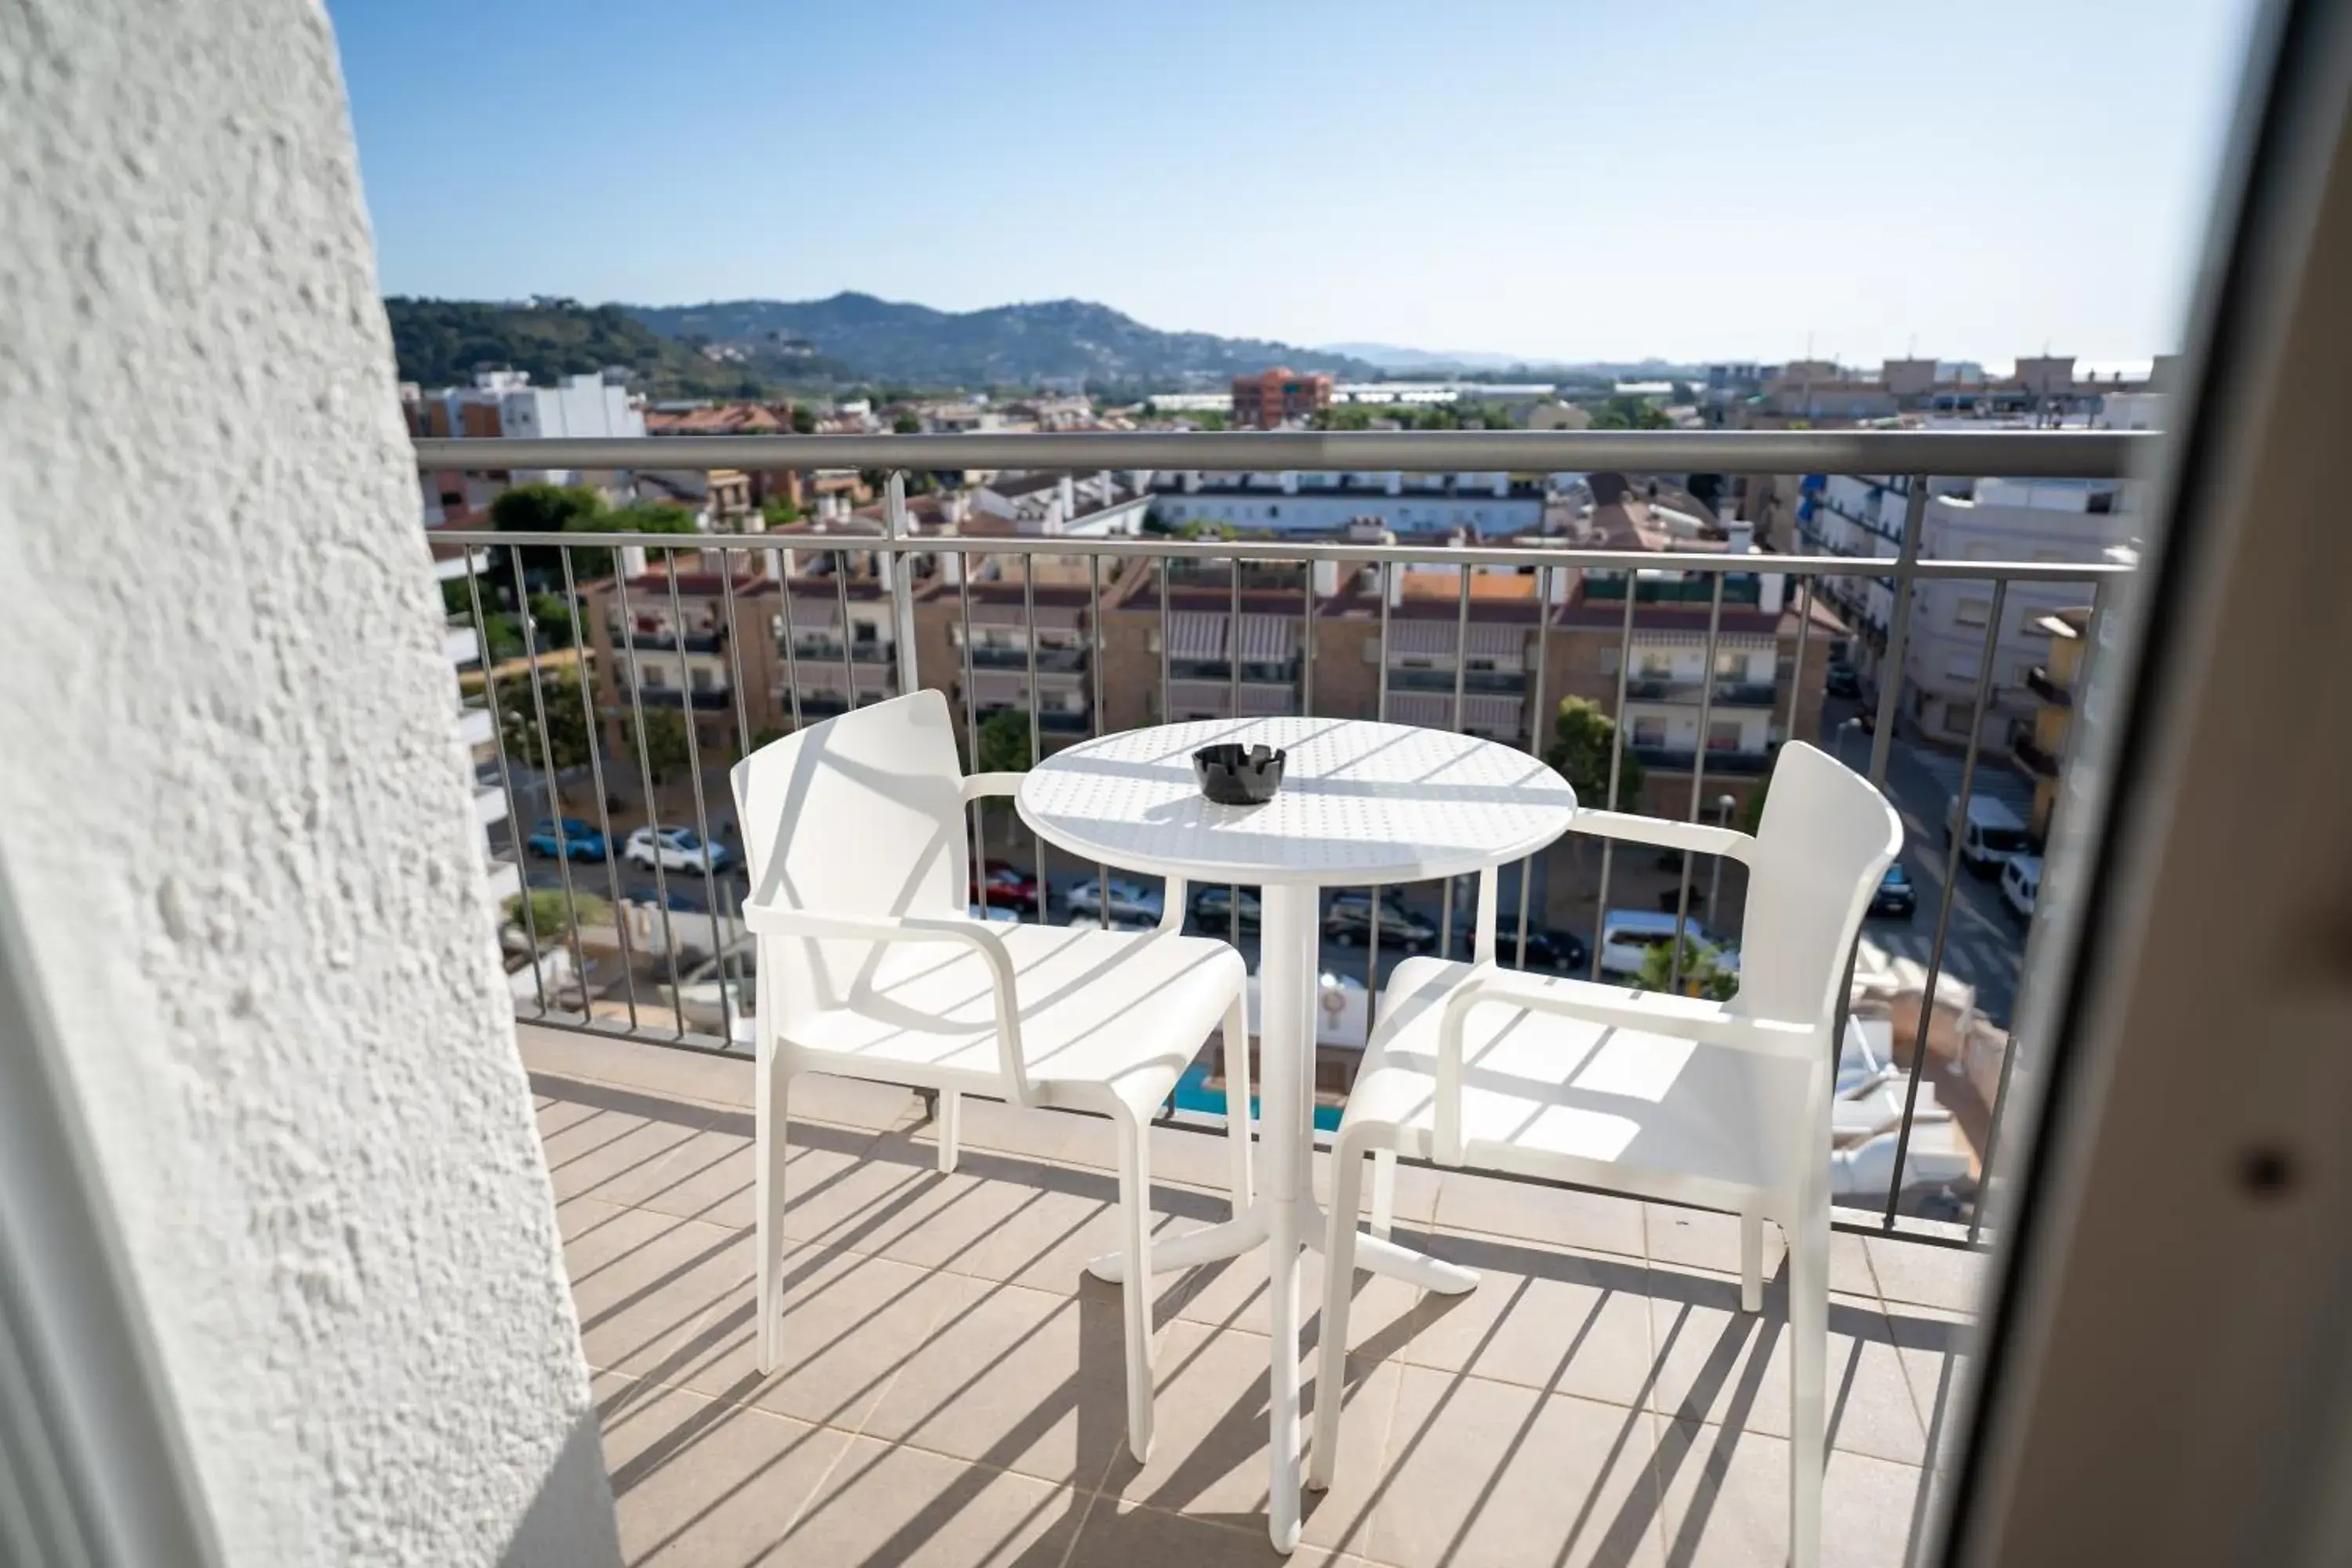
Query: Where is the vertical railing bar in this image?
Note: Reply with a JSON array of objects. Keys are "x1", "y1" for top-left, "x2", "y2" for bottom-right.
[
  {"x1": 1589, "y1": 578, "x2": 1636, "y2": 982},
  {"x1": 512, "y1": 546, "x2": 590, "y2": 1020},
  {"x1": 1517, "y1": 564, "x2": 1552, "y2": 965},
  {"x1": 1089, "y1": 550, "x2": 1109, "y2": 924},
  {"x1": 772, "y1": 547, "x2": 806, "y2": 733},
  {"x1": 717, "y1": 556, "x2": 753, "y2": 757},
  {"x1": 666, "y1": 555, "x2": 731, "y2": 1048},
  {"x1": 1369, "y1": 561, "x2": 1392, "y2": 1014},
  {"x1": 1299, "y1": 553, "x2": 1316, "y2": 719},
  {"x1": 1884, "y1": 577, "x2": 2009, "y2": 1230},
  {"x1": 558, "y1": 547, "x2": 638, "y2": 1033},
  {"x1": 1867, "y1": 474, "x2": 1929, "y2": 786},
  {"x1": 833, "y1": 551, "x2": 855, "y2": 713},
  {"x1": 1784, "y1": 575, "x2": 1814, "y2": 744},
  {"x1": 466, "y1": 552, "x2": 543, "y2": 1011},
  {"x1": 961, "y1": 555, "x2": 985, "y2": 916},
  {"x1": 1023, "y1": 564, "x2": 1045, "y2": 927},
  {"x1": 1158, "y1": 558, "x2": 1171, "y2": 728},
  {"x1": 1227, "y1": 558, "x2": 1240, "y2": 949},
  {"x1": 609, "y1": 565, "x2": 687, "y2": 1033},
  {"x1": 1668, "y1": 572, "x2": 1726, "y2": 993},
  {"x1": 1440, "y1": 561, "x2": 1471, "y2": 956},
  {"x1": 884, "y1": 471, "x2": 920, "y2": 702}
]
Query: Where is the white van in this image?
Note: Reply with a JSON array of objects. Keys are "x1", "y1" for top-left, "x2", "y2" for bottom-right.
[
  {"x1": 1945, "y1": 794, "x2": 2031, "y2": 876},
  {"x1": 2000, "y1": 855, "x2": 2042, "y2": 923},
  {"x1": 1598, "y1": 908, "x2": 1729, "y2": 982}
]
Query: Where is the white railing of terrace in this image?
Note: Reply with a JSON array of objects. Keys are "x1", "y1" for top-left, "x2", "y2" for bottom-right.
[{"x1": 422, "y1": 427, "x2": 2146, "y2": 1248}]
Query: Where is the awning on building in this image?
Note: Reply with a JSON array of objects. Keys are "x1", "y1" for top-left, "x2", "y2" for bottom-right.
[
  {"x1": 1167, "y1": 612, "x2": 1227, "y2": 661},
  {"x1": 1167, "y1": 678, "x2": 1231, "y2": 717},
  {"x1": 967, "y1": 670, "x2": 1027, "y2": 707},
  {"x1": 1462, "y1": 693, "x2": 1526, "y2": 736},
  {"x1": 1384, "y1": 692, "x2": 1455, "y2": 728},
  {"x1": 1236, "y1": 614, "x2": 1294, "y2": 663},
  {"x1": 1240, "y1": 683, "x2": 1294, "y2": 716}
]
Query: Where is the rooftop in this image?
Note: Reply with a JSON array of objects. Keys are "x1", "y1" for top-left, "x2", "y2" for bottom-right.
[{"x1": 529, "y1": 1023, "x2": 1975, "y2": 1567}]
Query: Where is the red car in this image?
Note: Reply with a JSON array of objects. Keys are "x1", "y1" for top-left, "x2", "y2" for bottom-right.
[{"x1": 969, "y1": 859, "x2": 1040, "y2": 913}]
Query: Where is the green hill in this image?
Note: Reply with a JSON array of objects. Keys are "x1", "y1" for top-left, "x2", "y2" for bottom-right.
[{"x1": 385, "y1": 296, "x2": 826, "y2": 396}]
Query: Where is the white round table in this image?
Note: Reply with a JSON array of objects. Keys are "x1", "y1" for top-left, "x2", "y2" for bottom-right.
[{"x1": 1018, "y1": 715, "x2": 1577, "y2": 1548}]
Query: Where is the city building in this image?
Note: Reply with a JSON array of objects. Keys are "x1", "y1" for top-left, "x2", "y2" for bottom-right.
[
  {"x1": 1147, "y1": 470, "x2": 1546, "y2": 536},
  {"x1": 1229, "y1": 366, "x2": 1332, "y2": 428},
  {"x1": 2013, "y1": 605, "x2": 2093, "y2": 841},
  {"x1": 406, "y1": 369, "x2": 646, "y2": 525}
]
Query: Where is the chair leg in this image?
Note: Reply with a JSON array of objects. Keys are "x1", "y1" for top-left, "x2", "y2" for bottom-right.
[
  {"x1": 1788, "y1": 1192, "x2": 1830, "y2": 1568},
  {"x1": 1269, "y1": 1178, "x2": 1305, "y2": 1553},
  {"x1": 1221, "y1": 996, "x2": 1254, "y2": 1216},
  {"x1": 1113, "y1": 1112, "x2": 1156, "y2": 1464},
  {"x1": 1367, "y1": 1149, "x2": 1397, "y2": 1241},
  {"x1": 1740, "y1": 1210, "x2": 1765, "y2": 1313},
  {"x1": 755, "y1": 1049, "x2": 791, "y2": 1374},
  {"x1": 1307, "y1": 1138, "x2": 1368, "y2": 1494},
  {"x1": 935, "y1": 1087, "x2": 960, "y2": 1175}
]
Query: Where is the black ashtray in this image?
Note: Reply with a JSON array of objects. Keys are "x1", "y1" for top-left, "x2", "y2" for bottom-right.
[{"x1": 1193, "y1": 743, "x2": 1287, "y2": 806}]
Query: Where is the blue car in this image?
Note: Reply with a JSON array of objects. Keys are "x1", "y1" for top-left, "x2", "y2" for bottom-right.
[
  {"x1": 526, "y1": 818, "x2": 608, "y2": 861},
  {"x1": 1869, "y1": 862, "x2": 1917, "y2": 918}
]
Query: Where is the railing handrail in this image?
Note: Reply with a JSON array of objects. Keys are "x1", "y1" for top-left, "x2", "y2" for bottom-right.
[
  {"x1": 431, "y1": 526, "x2": 2130, "y2": 582},
  {"x1": 412, "y1": 427, "x2": 2151, "y2": 478}
]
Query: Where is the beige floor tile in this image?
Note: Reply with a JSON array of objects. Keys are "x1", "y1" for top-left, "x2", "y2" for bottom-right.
[
  {"x1": 543, "y1": 1103, "x2": 714, "y2": 1208},
  {"x1": 1432, "y1": 1174, "x2": 1648, "y2": 1259},
  {"x1": 1882, "y1": 1302, "x2": 1976, "y2": 1464},
  {"x1": 935, "y1": 1093, "x2": 1103, "y2": 1166},
  {"x1": 1651, "y1": 1418, "x2": 1928, "y2": 1568},
  {"x1": 1863, "y1": 1236, "x2": 1987, "y2": 1314},
  {"x1": 1644, "y1": 1273, "x2": 1926, "y2": 1465},
  {"x1": 859, "y1": 1276, "x2": 1138, "y2": 1487},
  {"x1": 1369, "y1": 1366, "x2": 1665, "y2": 1568},
  {"x1": 1143, "y1": 1119, "x2": 1254, "y2": 1197},
  {"x1": 594, "y1": 1372, "x2": 852, "y2": 1566},
  {"x1": 1069, "y1": 1498, "x2": 1365, "y2": 1566},
  {"x1": 1395, "y1": 1245, "x2": 1659, "y2": 1408},
  {"x1": 1171, "y1": 1240, "x2": 1421, "y2": 1358},
  {"x1": 565, "y1": 1207, "x2": 745, "y2": 1380},
  {"x1": 779, "y1": 1436, "x2": 1086, "y2": 1566},
  {"x1": 1642, "y1": 1204, "x2": 1877, "y2": 1298},
  {"x1": 520, "y1": 1024, "x2": 753, "y2": 1111},
  {"x1": 608, "y1": 1240, "x2": 967, "y2": 1433},
  {"x1": 1098, "y1": 1322, "x2": 1397, "y2": 1557}
]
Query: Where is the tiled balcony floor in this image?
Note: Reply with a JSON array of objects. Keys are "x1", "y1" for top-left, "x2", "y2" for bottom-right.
[{"x1": 522, "y1": 1023, "x2": 1981, "y2": 1568}]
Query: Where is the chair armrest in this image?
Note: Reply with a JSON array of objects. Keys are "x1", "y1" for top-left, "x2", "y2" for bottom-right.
[
  {"x1": 1570, "y1": 810, "x2": 1753, "y2": 863},
  {"x1": 742, "y1": 902, "x2": 1032, "y2": 1105},
  {"x1": 1431, "y1": 966, "x2": 1816, "y2": 1165},
  {"x1": 960, "y1": 772, "x2": 1027, "y2": 804}
]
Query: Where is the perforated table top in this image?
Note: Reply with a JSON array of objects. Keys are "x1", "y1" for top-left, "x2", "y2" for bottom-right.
[{"x1": 1016, "y1": 717, "x2": 1578, "y2": 887}]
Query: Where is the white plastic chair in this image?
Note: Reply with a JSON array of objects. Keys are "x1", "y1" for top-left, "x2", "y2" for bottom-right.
[
  {"x1": 1306, "y1": 742, "x2": 1900, "y2": 1566},
  {"x1": 732, "y1": 690, "x2": 1252, "y2": 1462}
]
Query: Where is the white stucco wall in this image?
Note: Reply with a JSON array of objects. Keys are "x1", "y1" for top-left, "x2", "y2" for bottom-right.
[{"x1": 0, "y1": 2, "x2": 618, "y2": 1563}]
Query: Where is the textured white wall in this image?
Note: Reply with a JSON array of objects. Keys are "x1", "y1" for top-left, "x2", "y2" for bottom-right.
[{"x1": 0, "y1": 2, "x2": 619, "y2": 1562}]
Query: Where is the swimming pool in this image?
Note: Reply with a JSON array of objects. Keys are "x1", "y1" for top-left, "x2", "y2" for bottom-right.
[{"x1": 1170, "y1": 1063, "x2": 1343, "y2": 1132}]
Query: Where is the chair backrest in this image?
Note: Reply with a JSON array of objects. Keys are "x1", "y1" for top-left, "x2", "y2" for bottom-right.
[
  {"x1": 1730, "y1": 742, "x2": 1904, "y2": 1030},
  {"x1": 731, "y1": 689, "x2": 966, "y2": 1030}
]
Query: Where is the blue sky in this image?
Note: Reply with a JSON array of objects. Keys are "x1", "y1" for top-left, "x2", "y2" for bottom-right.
[{"x1": 332, "y1": 0, "x2": 2258, "y2": 366}]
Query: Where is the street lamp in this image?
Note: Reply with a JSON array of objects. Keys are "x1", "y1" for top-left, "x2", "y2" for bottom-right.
[{"x1": 1708, "y1": 793, "x2": 1737, "y2": 921}]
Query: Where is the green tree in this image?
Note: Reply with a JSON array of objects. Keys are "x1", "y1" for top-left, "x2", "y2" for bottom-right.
[
  {"x1": 634, "y1": 707, "x2": 696, "y2": 783},
  {"x1": 492, "y1": 483, "x2": 608, "y2": 585},
  {"x1": 482, "y1": 611, "x2": 527, "y2": 663},
  {"x1": 498, "y1": 670, "x2": 596, "y2": 781},
  {"x1": 760, "y1": 498, "x2": 806, "y2": 530},
  {"x1": 974, "y1": 709, "x2": 1033, "y2": 774},
  {"x1": 892, "y1": 412, "x2": 922, "y2": 434},
  {"x1": 789, "y1": 405, "x2": 818, "y2": 435},
  {"x1": 1635, "y1": 934, "x2": 1738, "y2": 1000},
  {"x1": 504, "y1": 887, "x2": 611, "y2": 941},
  {"x1": 1544, "y1": 696, "x2": 1645, "y2": 809},
  {"x1": 564, "y1": 499, "x2": 699, "y2": 579},
  {"x1": 527, "y1": 592, "x2": 578, "y2": 649}
]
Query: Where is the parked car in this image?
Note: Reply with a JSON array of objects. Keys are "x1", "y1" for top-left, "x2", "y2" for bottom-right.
[
  {"x1": 1945, "y1": 794, "x2": 2031, "y2": 877},
  {"x1": 525, "y1": 818, "x2": 607, "y2": 861},
  {"x1": 1471, "y1": 924, "x2": 1590, "y2": 972},
  {"x1": 1824, "y1": 661, "x2": 1862, "y2": 699},
  {"x1": 969, "y1": 858, "x2": 1040, "y2": 913},
  {"x1": 966, "y1": 902, "x2": 1021, "y2": 924},
  {"x1": 1597, "y1": 907, "x2": 1727, "y2": 982},
  {"x1": 624, "y1": 824, "x2": 731, "y2": 873},
  {"x1": 1322, "y1": 890, "x2": 1439, "y2": 953},
  {"x1": 1065, "y1": 876, "x2": 1163, "y2": 924},
  {"x1": 666, "y1": 943, "x2": 753, "y2": 1034},
  {"x1": 1189, "y1": 884, "x2": 1263, "y2": 934},
  {"x1": 1869, "y1": 862, "x2": 1918, "y2": 918},
  {"x1": 2000, "y1": 855, "x2": 2042, "y2": 923}
]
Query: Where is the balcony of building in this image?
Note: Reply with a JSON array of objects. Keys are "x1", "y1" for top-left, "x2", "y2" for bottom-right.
[
  {"x1": 1630, "y1": 743, "x2": 1778, "y2": 776},
  {"x1": 2024, "y1": 664, "x2": 2072, "y2": 706},
  {"x1": 2010, "y1": 719, "x2": 2063, "y2": 779},
  {"x1": 526, "y1": 1022, "x2": 1973, "y2": 1568}
]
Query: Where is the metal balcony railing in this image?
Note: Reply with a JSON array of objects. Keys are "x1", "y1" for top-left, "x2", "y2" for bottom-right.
[
  {"x1": 1632, "y1": 744, "x2": 1777, "y2": 775},
  {"x1": 423, "y1": 426, "x2": 2145, "y2": 1251},
  {"x1": 2011, "y1": 720, "x2": 2063, "y2": 779},
  {"x1": 790, "y1": 638, "x2": 895, "y2": 664},
  {"x1": 1388, "y1": 667, "x2": 1527, "y2": 694},
  {"x1": 968, "y1": 644, "x2": 1087, "y2": 673},
  {"x1": 618, "y1": 630, "x2": 726, "y2": 654},
  {"x1": 2025, "y1": 664, "x2": 2072, "y2": 706},
  {"x1": 634, "y1": 686, "x2": 731, "y2": 710},
  {"x1": 1624, "y1": 677, "x2": 1780, "y2": 707}
]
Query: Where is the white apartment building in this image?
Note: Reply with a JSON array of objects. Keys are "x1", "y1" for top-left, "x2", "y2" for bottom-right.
[
  {"x1": 1802, "y1": 470, "x2": 2134, "y2": 751},
  {"x1": 1147, "y1": 470, "x2": 1546, "y2": 536},
  {"x1": 412, "y1": 368, "x2": 646, "y2": 501}
]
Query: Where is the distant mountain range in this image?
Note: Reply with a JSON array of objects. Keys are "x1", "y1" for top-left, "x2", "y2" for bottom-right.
[
  {"x1": 385, "y1": 290, "x2": 1693, "y2": 396},
  {"x1": 619, "y1": 294, "x2": 1382, "y2": 390}
]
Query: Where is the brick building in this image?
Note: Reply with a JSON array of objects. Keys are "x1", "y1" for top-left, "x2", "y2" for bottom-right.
[{"x1": 1229, "y1": 367, "x2": 1333, "y2": 430}]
